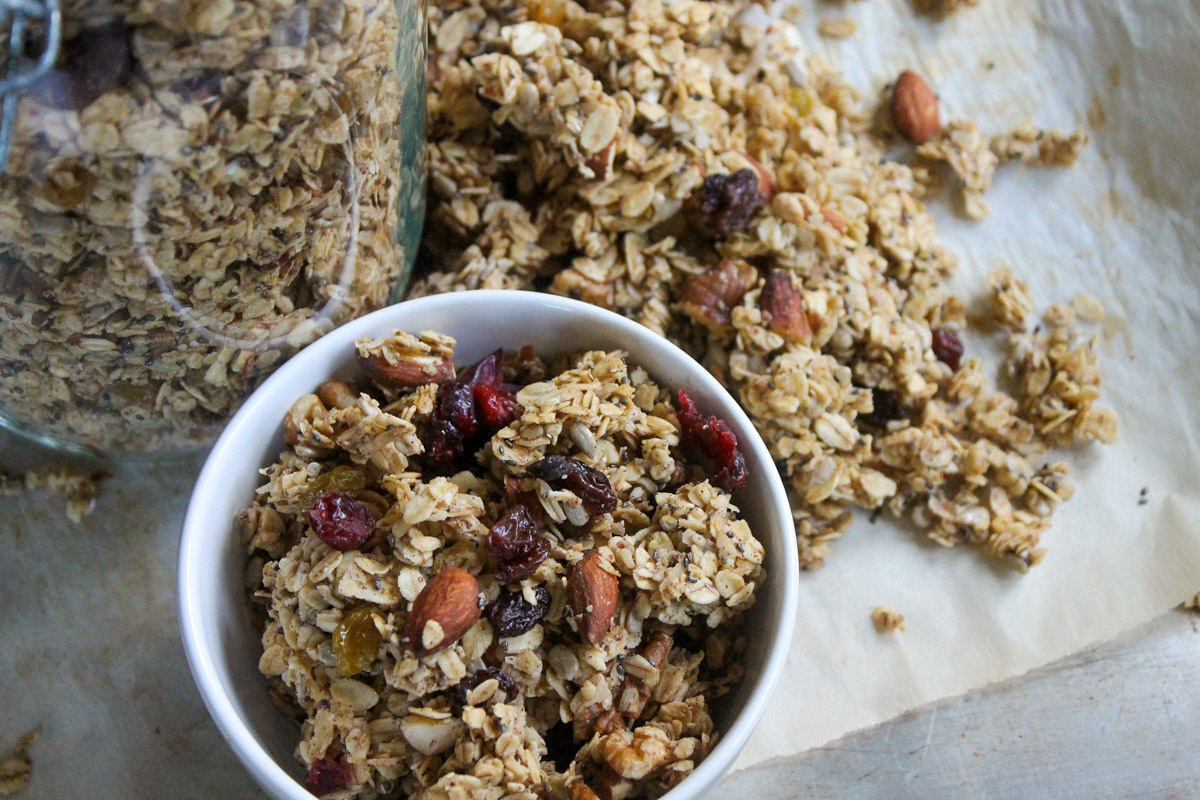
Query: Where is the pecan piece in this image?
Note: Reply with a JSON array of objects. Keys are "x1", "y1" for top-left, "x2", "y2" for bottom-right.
[
  {"x1": 759, "y1": 270, "x2": 812, "y2": 343},
  {"x1": 680, "y1": 259, "x2": 758, "y2": 331},
  {"x1": 568, "y1": 549, "x2": 619, "y2": 646},
  {"x1": 592, "y1": 631, "x2": 674, "y2": 733}
]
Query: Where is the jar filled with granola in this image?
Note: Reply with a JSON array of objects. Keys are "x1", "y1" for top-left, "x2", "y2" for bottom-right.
[{"x1": 0, "y1": 0, "x2": 426, "y2": 455}]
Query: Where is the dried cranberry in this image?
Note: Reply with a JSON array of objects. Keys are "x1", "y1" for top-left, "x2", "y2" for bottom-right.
[
  {"x1": 931, "y1": 328, "x2": 964, "y2": 371},
  {"x1": 32, "y1": 23, "x2": 132, "y2": 111},
  {"x1": 308, "y1": 492, "x2": 375, "y2": 551},
  {"x1": 428, "y1": 350, "x2": 511, "y2": 462},
  {"x1": 448, "y1": 666, "x2": 520, "y2": 706},
  {"x1": 688, "y1": 168, "x2": 768, "y2": 238},
  {"x1": 473, "y1": 384, "x2": 519, "y2": 430},
  {"x1": 528, "y1": 456, "x2": 617, "y2": 515},
  {"x1": 487, "y1": 504, "x2": 552, "y2": 582},
  {"x1": 489, "y1": 586, "x2": 551, "y2": 638},
  {"x1": 303, "y1": 759, "x2": 353, "y2": 796},
  {"x1": 859, "y1": 387, "x2": 907, "y2": 430},
  {"x1": 674, "y1": 389, "x2": 748, "y2": 493}
]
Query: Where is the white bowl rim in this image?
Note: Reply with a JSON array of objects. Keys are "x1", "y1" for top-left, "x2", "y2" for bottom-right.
[{"x1": 178, "y1": 289, "x2": 799, "y2": 800}]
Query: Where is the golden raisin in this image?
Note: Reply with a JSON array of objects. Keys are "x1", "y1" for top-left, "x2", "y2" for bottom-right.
[
  {"x1": 333, "y1": 605, "x2": 382, "y2": 676},
  {"x1": 301, "y1": 465, "x2": 368, "y2": 510}
]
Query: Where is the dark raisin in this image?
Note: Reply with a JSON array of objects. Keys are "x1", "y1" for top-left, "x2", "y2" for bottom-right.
[
  {"x1": 303, "y1": 759, "x2": 353, "y2": 796},
  {"x1": 544, "y1": 721, "x2": 579, "y2": 772},
  {"x1": 859, "y1": 387, "x2": 907, "y2": 430},
  {"x1": 32, "y1": 23, "x2": 132, "y2": 111},
  {"x1": 688, "y1": 168, "x2": 768, "y2": 238},
  {"x1": 448, "y1": 666, "x2": 521, "y2": 706},
  {"x1": 931, "y1": 328, "x2": 964, "y2": 371},
  {"x1": 487, "y1": 505, "x2": 551, "y2": 582},
  {"x1": 674, "y1": 389, "x2": 748, "y2": 493},
  {"x1": 489, "y1": 586, "x2": 551, "y2": 638},
  {"x1": 308, "y1": 492, "x2": 375, "y2": 551},
  {"x1": 528, "y1": 456, "x2": 617, "y2": 515}
]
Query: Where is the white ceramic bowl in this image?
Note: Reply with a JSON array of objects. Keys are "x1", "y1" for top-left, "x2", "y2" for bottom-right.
[{"x1": 179, "y1": 290, "x2": 798, "y2": 800}]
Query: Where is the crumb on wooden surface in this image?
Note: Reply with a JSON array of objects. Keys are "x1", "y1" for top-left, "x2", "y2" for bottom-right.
[
  {"x1": 0, "y1": 465, "x2": 108, "y2": 523},
  {"x1": 0, "y1": 730, "x2": 37, "y2": 796}
]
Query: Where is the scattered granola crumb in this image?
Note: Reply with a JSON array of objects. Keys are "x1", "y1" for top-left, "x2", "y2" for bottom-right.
[
  {"x1": 912, "y1": 0, "x2": 980, "y2": 15},
  {"x1": 871, "y1": 606, "x2": 906, "y2": 633},
  {"x1": 1138, "y1": 487, "x2": 1149, "y2": 507},
  {"x1": 991, "y1": 125, "x2": 1091, "y2": 167},
  {"x1": 0, "y1": 730, "x2": 36, "y2": 796},
  {"x1": 0, "y1": 465, "x2": 108, "y2": 523},
  {"x1": 818, "y1": 18, "x2": 857, "y2": 38},
  {"x1": 1071, "y1": 293, "x2": 1106, "y2": 323},
  {"x1": 1182, "y1": 593, "x2": 1199, "y2": 612},
  {"x1": 919, "y1": 121, "x2": 998, "y2": 219},
  {"x1": 988, "y1": 266, "x2": 1036, "y2": 330}
]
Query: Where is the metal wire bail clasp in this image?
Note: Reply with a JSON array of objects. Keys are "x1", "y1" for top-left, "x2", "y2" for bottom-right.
[{"x1": 0, "y1": 0, "x2": 61, "y2": 174}]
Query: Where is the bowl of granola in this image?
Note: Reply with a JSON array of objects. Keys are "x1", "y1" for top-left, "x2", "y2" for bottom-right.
[{"x1": 179, "y1": 290, "x2": 798, "y2": 800}]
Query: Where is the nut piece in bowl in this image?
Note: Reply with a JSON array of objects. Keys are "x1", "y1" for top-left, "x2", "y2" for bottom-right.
[{"x1": 242, "y1": 329, "x2": 768, "y2": 799}]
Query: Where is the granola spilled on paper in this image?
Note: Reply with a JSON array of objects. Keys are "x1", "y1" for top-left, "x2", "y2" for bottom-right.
[
  {"x1": 244, "y1": 330, "x2": 765, "y2": 799},
  {"x1": 0, "y1": 0, "x2": 422, "y2": 452},
  {"x1": 0, "y1": 465, "x2": 108, "y2": 523},
  {"x1": 413, "y1": 0, "x2": 1115, "y2": 572}
]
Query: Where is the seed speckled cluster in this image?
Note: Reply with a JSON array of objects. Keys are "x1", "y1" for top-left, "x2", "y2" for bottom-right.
[
  {"x1": 244, "y1": 331, "x2": 764, "y2": 799},
  {"x1": 413, "y1": 0, "x2": 1115, "y2": 574}
]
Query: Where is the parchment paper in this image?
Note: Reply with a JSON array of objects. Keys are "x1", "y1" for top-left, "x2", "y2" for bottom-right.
[
  {"x1": 733, "y1": 0, "x2": 1200, "y2": 771},
  {"x1": 2, "y1": 0, "x2": 1200, "y2": 796}
]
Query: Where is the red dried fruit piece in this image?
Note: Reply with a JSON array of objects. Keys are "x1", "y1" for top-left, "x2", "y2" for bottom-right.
[
  {"x1": 448, "y1": 666, "x2": 520, "y2": 706},
  {"x1": 489, "y1": 586, "x2": 551, "y2": 638},
  {"x1": 428, "y1": 349, "x2": 507, "y2": 462},
  {"x1": 931, "y1": 328, "x2": 964, "y2": 371},
  {"x1": 473, "y1": 384, "x2": 519, "y2": 430},
  {"x1": 688, "y1": 168, "x2": 769, "y2": 238},
  {"x1": 304, "y1": 759, "x2": 353, "y2": 796},
  {"x1": 529, "y1": 456, "x2": 618, "y2": 515},
  {"x1": 674, "y1": 389, "x2": 748, "y2": 493},
  {"x1": 308, "y1": 492, "x2": 375, "y2": 551},
  {"x1": 487, "y1": 504, "x2": 552, "y2": 582},
  {"x1": 680, "y1": 259, "x2": 759, "y2": 331}
]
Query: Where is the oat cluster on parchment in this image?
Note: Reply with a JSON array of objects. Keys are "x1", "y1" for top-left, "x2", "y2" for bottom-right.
[
  {"x1": 0, "y1": 0, "x2": 418, "y2": 452},
  {"x1": 244, "y1": 331, "x2": 764, "y2": 799},
  {"x1": 413, "y1": 0, "x2": 1116, "y2": 572}
]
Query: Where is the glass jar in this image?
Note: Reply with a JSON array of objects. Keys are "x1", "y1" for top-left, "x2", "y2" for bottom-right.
[{"x1": 0, "y1": 0, "x2": 426, "y2": 456}]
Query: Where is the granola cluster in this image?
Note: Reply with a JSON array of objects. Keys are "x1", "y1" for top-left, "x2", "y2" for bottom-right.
[
  {"x1": 0, "y1": 464, "x2": 107, "y2": 523},
  {"x1": 412, "y1": 0, "x2": 1115, "y2": 572},
  {"x1": 244, "y1": 330, "x2": 765, "y2": 799},
  {"x1": 0, "y1": 0, "x2": 425, "y2": 452}
]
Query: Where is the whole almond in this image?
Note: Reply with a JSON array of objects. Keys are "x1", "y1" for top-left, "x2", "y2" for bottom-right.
[
  {"x1": 760, "y1": 269, "x2": 812, "y2": 344},
  {"x1": 567, "y1": 549, "x2": 619, "y2": 647},
  {"x1": 356, "y1": 351, "x2": 455, "y2": 389},
  {"x1": 401, "y1": 567, "x2": 482, "y2": 658},
  {"x1": 891, "y1": 70, "x2": 940, "y2": 144}
]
